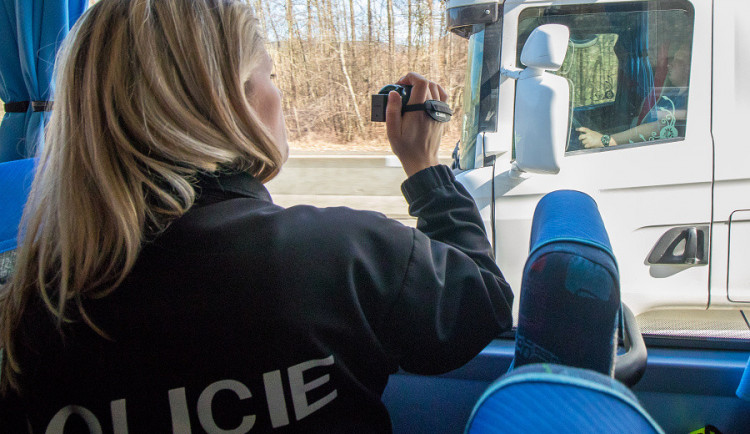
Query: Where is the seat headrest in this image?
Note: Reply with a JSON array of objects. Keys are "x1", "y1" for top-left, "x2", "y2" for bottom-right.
[{"x1": 529, "y1": 190, "x2": 616, "y2": 267}]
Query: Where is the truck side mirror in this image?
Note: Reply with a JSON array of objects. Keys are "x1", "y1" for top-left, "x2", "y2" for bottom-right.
[{"x1": 511, "y1": 24, "x2": 570, "y2": 175}]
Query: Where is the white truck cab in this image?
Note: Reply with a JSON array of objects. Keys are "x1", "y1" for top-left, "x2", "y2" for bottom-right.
[{"x1": 446, "y1": 0, "x2": 750, "y2": 336}]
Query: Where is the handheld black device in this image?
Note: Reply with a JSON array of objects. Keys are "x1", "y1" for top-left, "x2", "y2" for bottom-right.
[{"x1": 371, "y1": 84, "x2": 452, "y2": 123}]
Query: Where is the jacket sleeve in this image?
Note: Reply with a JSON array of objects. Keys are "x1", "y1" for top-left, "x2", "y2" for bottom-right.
[{"x1": 381, "y1": 164, "x2": 513, "y2": 375}]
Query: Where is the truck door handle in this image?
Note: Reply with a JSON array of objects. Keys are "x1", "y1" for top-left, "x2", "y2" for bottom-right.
[{"x1": 646, "y1": 226, "x2": 708, "y2": 265}]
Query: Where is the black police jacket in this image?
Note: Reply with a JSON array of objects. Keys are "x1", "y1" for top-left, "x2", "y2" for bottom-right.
[{"x1": 3, "y1": 164, "x2": 513, "y2": 433}]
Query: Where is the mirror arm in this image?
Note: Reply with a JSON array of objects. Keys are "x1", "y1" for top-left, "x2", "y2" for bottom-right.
[
  {"x1": 501, "y1": 66, "x2": 546, "y2": 80},
  {"x1": 500, "y1": 67, "x2": 522, "y2": 80},
  {"x1": 509, "y1": 162, "x2": 525, "y2": 179}
]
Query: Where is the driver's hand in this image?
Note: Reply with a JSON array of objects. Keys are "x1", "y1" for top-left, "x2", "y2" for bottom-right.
[{"x1": 576, "y1": 127, "x2": 605, "y2": 149}]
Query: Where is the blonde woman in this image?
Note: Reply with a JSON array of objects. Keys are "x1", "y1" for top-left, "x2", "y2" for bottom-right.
[{"x1": 0, "y1": 0, "x2": 512, "y2": 432}]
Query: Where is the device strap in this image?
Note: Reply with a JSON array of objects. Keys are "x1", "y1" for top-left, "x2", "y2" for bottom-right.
[{"x1": 402, "y1": 100, "x2": 453, "y2": 122}]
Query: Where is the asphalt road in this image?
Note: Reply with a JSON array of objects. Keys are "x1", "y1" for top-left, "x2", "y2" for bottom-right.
[{"x1": 266, "y1": 153, "x2": 453, "y2": 226}]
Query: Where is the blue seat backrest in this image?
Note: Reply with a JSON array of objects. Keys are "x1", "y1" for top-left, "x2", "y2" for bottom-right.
[
  {"x1": 514, "y1": 190, "x2": 621, "y2": 375},
  {"x1": 466, "y1": 190, "x2": 663, "y2": 432}
]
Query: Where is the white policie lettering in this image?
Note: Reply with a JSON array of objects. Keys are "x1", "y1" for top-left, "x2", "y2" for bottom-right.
[
  {"x1": 45, "y1": 355, "x2": 338, "y2": 433},
  {"x1": 288, "y1": 355, "x2": 337, "y2": 421},
  {"x1": 197, "y1": 380, "x2": 256, "y2": 433}
]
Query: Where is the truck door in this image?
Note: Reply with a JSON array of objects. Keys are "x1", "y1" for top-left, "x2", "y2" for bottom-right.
[
  {"x1": 465, "y1": 0, "x2": 713, "y2": 319},
  {"x1": 711, "y1": 0, "x2": 750, "y2": 313}
]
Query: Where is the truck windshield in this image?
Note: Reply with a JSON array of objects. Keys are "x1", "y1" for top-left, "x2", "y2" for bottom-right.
[
  {"x1": 458, "y1": 20, "x2": 502, "y2": 170},
  {"x1": 459, "y1": 26, "x2": 485, "y2": 170}
]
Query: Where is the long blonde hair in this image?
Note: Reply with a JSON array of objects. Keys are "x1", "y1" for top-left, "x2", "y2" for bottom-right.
[{"x1": 0, "y1": 0, "x2": 282, "y2": 392}]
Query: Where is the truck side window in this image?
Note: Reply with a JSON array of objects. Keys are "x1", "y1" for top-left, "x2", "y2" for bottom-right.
[{"x1": 517, "y1": 0, "x2": 694, "y2": 153}]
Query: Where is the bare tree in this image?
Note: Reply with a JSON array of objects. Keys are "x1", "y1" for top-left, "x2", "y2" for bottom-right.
[
  {"x1": 254, "y1": 0, "x2": 267, "y2": 35},
  {"x1": 285, "y1": 0, "x2": 298, "y2": 102},
  {"x1": 367, "y1": 0, "x2": 372, "y2": 44},
  {"x1": 349, "y1": 0, "x2": 356, "y2": 45},
  {"x1": 387, "y1": 0, "x2": 394, "y2": 78},
  {"x1": 264, "y1": 0, "x2": 465, "y2": 145},
  {"x1": 428, "y1": 0, "x2": 435, "y2": 78},
  {"x1": 367, "y1": 0, "x2": 373, "y2": 82},
  {"x1": 407, "y1": 0, "x2": 413, "y2": 69},
  {"x1": 338, "y1": 41, "x2": 365, "y2": 135},
  {"x1": 307, "y1": 0, "x2": 314, "y2": 40}
]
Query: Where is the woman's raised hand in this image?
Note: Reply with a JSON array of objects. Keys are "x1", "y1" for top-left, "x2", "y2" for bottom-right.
[{"x1": 386, "y1": 72, "x2": 449, "y2": 177}]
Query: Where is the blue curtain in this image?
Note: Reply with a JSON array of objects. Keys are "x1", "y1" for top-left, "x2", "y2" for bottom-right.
[
  {"x1": 623, "y1": 14, "x2": 656, "y2": 112},
  {"x1": 613, "y1": 12, "x2": 656, "y2": 129},
  {"x1": 0, "y1": 0, "x2": 87, "y2": 163}
]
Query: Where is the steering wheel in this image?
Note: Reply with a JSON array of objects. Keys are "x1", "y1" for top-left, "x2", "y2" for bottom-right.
[{"x1": 614, "y1": 303, "x2": 647, "y2": 387}]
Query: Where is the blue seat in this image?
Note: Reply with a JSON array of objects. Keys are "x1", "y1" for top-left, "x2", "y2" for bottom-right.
[
  {"x1": 465, "y1": 190, "x2": 659, "y2": 432},
  {"x1": 0, "y1": 158, "x2": 35, "y2": 283},
  {"x1": 465, "y1": 363, "x2": 663, "y2": 433},
  {"x1": 514, "y1": 190, "x2": 621, "y2": 375}
]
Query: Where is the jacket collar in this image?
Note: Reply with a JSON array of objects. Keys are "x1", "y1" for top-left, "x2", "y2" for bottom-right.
[{"x1": 195, "y1": 171, "x2": 273, "y2": 204}]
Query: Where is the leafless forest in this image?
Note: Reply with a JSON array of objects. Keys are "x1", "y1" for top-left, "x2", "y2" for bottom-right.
[{"x1": 253, "y1": 1, "x2": 468, "y2": 150}]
